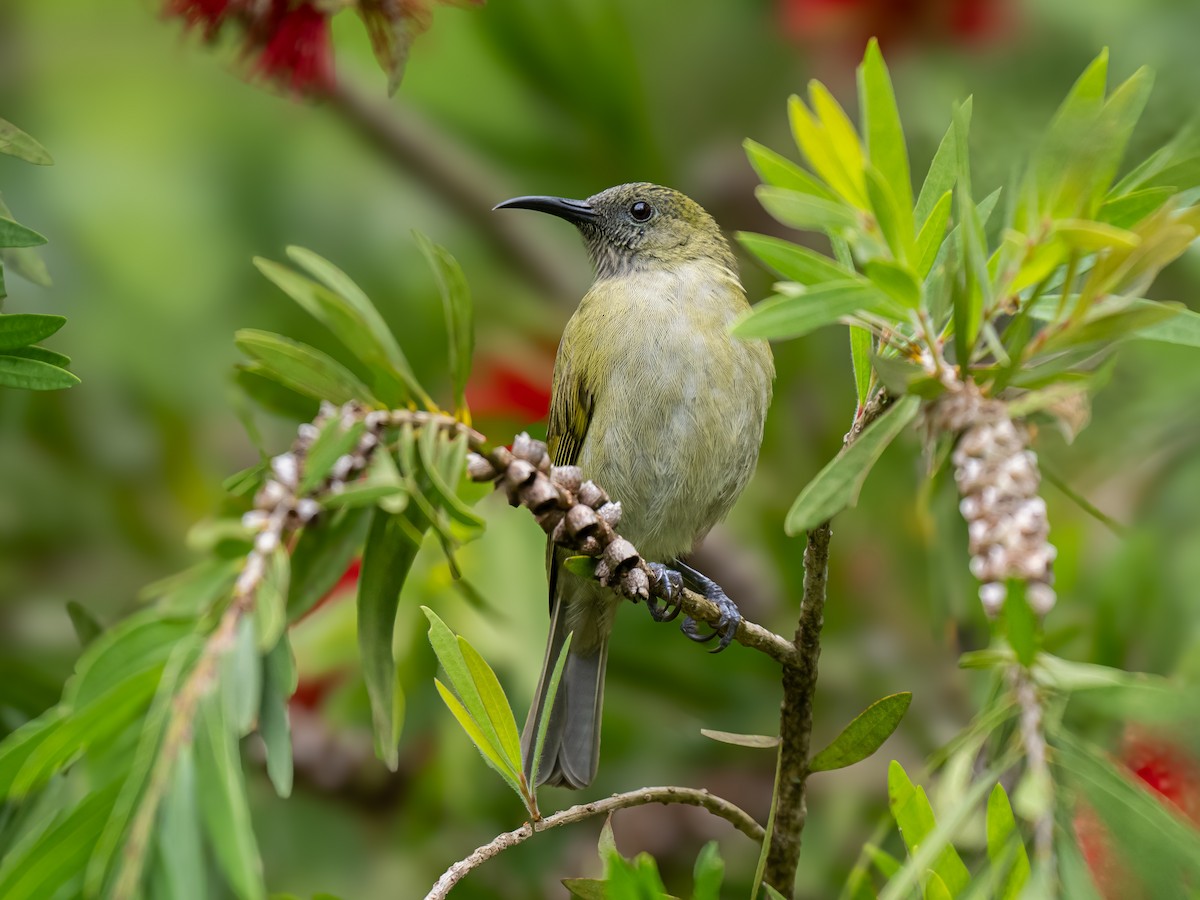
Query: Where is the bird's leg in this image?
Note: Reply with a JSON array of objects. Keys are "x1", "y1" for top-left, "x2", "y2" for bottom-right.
[
  {"x1": 645, "y1": 562, "x2": 684, "y2": 622},
  {"x1": 674, "y1": 560, "x2": 742, "y2": 653}
]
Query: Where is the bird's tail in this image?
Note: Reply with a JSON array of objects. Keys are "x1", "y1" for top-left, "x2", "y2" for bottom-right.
[{"x1": 521, "y1": 574, "x2": 609, "y2": 790}]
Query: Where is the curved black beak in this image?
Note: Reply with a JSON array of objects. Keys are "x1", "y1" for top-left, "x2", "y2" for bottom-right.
[{"x1": 493, "y1": 195, "x2": 598, "y2": 225}]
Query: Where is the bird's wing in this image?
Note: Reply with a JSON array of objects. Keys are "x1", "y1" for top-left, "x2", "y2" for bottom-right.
[{"x1": 545, "y1": 319, "x2": 596, "y2": 611}]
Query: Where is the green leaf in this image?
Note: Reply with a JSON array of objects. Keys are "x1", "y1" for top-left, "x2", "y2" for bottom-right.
[
  {"x1": 0, "y1": 118, "x2": 52, "y2": 165},
  {"x1": 434, "y1": 679, "x2": 522, "y2": 797},
  {"x1": 358, "y1": 507, "x2": 425, "y2": 768},
  {"x1": 914, "y1": 101, "x2": 965, "y2": 228},
  {"x1": 785, "y1": 394, "x2": 919, "y2": 535},
  {"x1": 692, "y1": 841, "x2": 725, "y2": 900},
  {"x1": 86, "y1": 635, "x2": 203, "y2": 897},
  {"x1": 562, "y1": 555, "x2": 599, "y2": 579},
  {"x1": 733, "y1": 282, "x2": 897, "y2": 341},
  {"x1": 0, "y1": 218, "x2": 47, "y2": 249},
  {"x1": 234, "y1": 329, "x2": 377, "y2": 406},
  {"x1": 65, "y1": 610, "x2": 194, "y2": 708},
  {"x1": 850, "y1": 326, "x2": 872, "y2": 409},
  {"x1": 416, "y1": 426, "x2": 485, "y2": 531},
  {"x1": 221, "y1": 617, "x2": 261, "y2": 737},
  {"x1": 1003, "y1": 581, "x2": 1038, "y2": 667},
  {"x1": 297, "y1": 418, "x2": 367, "y2": 495},
  {"x1": 1053, "y1": 219, "x2": 1140, "y2": 252},
  {"x1": 736, "y1": 232, "x2": 853, "y2": 285},
  {"x1": 923, "y1": 870, "x2": 952, "y2": 900},
  {"x1": 756, "y1": 185, "x2": 860, "y2": 234},
  {"x1": 868, "y1": 844, "x2": 903, "y2": 880},
  {"x1": 562, "y1": 878, "x2": 607, "y2": 899},
  {"x1": 139, "y1": 557, "x2": 240, "y2": 616},
  {"x1": 260, "y1": 636, "x2": 295, "y2": 798},
  {"x1": 865, "y1": 260, "x2": 921, "y2": 309},
  {"x1": 699, "y1": 728, "x2": 779, "y2": 749},
  {"x1": 194, "y1": 693, "x2": 266, "y2": 900},
  {"x1": 529, "y1": 632, "x2": 572, "y2": 791},
  {"x1": 1098, "y1": 187, "x2": 1174, "y2": 229},
  {"x1": 789, "y1": 93, "x2": 865, "y2": 207},
  {"x1": 1085, "y1": 65, "x2": 1154, "y2": 211},
  {"x1": 865, "y1": 166, "x2": 914, "y2": 264},
  {"x1": 1, "y1": 245, "x2": 51, "y2": 288},
  {"x1": 809, "y1": 692, "x2": 912, "y2": 772},
  {"x1": 915, "y1": 190, "x2": 952, "y2": 278},
  {"x1": 858, "y1": 39, "x2": 913, "y2": 220},
  {"x1": 0, "y1": 314, "x2": 65, "y2": 350},
  {"x1": 1126, "y1": 303, "x2": 1200, "y2": 347},
  {"x1": 286, "y1": 506, "x2": 370, "y2": 621},
  {"x1": 458, "y1": 636, "x2": 522, "y2": 776},
  {"x1": 808, "y1": 82, "x2": 869, "y2": 206},
  {"x1": 0, "y1": 780, "x2": 120, "y2": 900},
  {"x1": 234, "y1": 364, "x2": 319, "y2": 422},
  {"x1": 0, "y1": 354, "x2": 77, "y2": 390},
  {"x1": 252, "y1": 547, "x2": 289, "y2": 653},
  {"x1": 1043, "y1": 302, "x2": 1181, "y2": 353},
  {"x1": 281, "y1": 248, "x2": 430, "y2": 407},
  {"x1": 986, "y1": 784, "x2": 1030, "y2": 900},
  {"x1": 66, "y1": 601, "x2": 103, "y2": 648},
  {"x1": 885, "y1": 761, "x2": 971, "y2": 896},
  {"x1": 0, "y1": 710, "x2": 66, "y2": 802},
  {"x1": 414, "y1": 233, "x2": 475, "y2": 414},
  {"x1": 150, "y1": 747, "x2": 207, "y2": 900},
  {"x1": 743, "y1": 139, "x2": 838, "y2": 200}
]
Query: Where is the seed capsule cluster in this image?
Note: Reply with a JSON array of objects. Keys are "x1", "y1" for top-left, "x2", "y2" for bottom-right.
[
  {"x1": 934, "y1": 385, "x2": 1057, "y2": 617},
  {"x1": 466, "y1": 433, "x2": 654, "y2": 601}
]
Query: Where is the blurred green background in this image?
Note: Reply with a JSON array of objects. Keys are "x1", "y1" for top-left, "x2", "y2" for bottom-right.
[{"x1": 3, "y1": 0, "x2": 1200, "y2": 896}]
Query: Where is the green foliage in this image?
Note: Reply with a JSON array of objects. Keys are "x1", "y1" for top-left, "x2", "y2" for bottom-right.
[
  {"x1": 809, "y1": 692, "x2": 912, "y2": 773},
  {"x1": 0, "y1": 120, "x2": 75, "y2": 390}
]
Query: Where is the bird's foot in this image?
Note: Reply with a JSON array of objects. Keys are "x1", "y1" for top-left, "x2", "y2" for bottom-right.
[
  {"x1": 645, "y1": 562, "x2": 683, "y2": 622},
  {"x1": 677, "y1": 563, "x2": 742, "y2": 653}
]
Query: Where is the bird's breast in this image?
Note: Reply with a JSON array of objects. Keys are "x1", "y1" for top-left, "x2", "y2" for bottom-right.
[{"x1": 571, "y1": 262, "x2": 773, "y2": 560}]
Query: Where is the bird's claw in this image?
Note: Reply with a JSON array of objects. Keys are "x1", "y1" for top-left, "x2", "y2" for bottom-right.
[
  {"x1": 645, "y1": 562, "x2": 684, "y2": 622},
  {"x1": 680, "y1": 587, "x2": 741, "y2": 653}
]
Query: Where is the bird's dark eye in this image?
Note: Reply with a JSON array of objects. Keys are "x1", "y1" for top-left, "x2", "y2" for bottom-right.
[{"x1": 629, "y1": 200, "x2": 653, "y2": 222}]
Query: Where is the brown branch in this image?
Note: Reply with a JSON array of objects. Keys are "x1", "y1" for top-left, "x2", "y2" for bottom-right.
[
  {"x1": 322, "y1": 79, "x2": 580, "y2": 301},
  {"x1": 424, "y1": 785, "x2": 764, "y2": 900},
  {"x1": 467, "y1": 436, "x2": 801, "y2": 668},
  {"x1": 764, "y1": 390, "x2": 893, "y2": 894}
]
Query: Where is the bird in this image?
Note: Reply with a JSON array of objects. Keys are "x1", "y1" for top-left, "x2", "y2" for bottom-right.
[{"x1": 494, "y1": 183, "x2": 774, "y2": 789}]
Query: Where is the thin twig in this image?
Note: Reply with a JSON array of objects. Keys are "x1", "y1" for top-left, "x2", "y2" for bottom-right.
[
  {"x1": 763, "y1": 391, "x2": 893, "y2": 893},
  {"x1": 322, "y1": 79, "x2": 580, "y2": 301},
  {"x1": 1014, "y1": 670, "x2": 1054, "y2": 871},
  {"x1": 424, "y1": 785, "x2": 764, "y2": 900}
]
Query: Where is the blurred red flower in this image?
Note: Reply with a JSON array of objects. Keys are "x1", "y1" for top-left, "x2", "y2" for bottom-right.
[
  {"x1": 465, "y1": 352, "x2": 553, "y2": 424},
  {"x1": 780, "y1": 0, "x2": 1010, "y2": 57},
  {"x1": 1076, "y1": 727, "x2": 1200, "y2": 898},
  {"x1": 252, "y1": 2, "x2": 334, "y2": 94}
]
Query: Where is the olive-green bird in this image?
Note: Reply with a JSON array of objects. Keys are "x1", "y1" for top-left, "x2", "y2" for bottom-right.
[{"x1": 495, "y1": 183, "x2": 774, "y2": 789}]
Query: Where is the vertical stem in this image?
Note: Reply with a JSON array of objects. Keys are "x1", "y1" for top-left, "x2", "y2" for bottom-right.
[
  {"x1": 762, "y1": 393, "x2": 892, "y2": 894},
  {"x1": 764, "y1": 521, "x2": 832, "y2": 892}
]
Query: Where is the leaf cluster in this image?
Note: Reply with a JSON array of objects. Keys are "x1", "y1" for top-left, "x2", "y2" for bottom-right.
[{"x1": 0, "y1": 117, "x2": 76, "y2": 390}]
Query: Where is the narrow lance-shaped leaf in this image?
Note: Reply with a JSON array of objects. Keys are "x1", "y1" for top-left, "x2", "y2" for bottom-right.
[
  {"x1": 0, "y1": 118, "x2": 53, "y2": 165},
  {"x1": 235, "y1": 329, "x2": 378, "y2": 406},
  {"x1": 193, "y1": 693, "x2": 266, "y2": 900},
  {"x1": 850, "y1": 326, "x2": 873, "y2": 409},
  {"x1": 743, "y1": 138, "x2": 839, "y2": 200},
  {"x1": 458, "y1": 636, "x2": 522, "y2": 777},
  {"x1": 286, "y1": 506, "x2": 371, "y2": 621},
  {"x1": 414, "y1": 232, "x2": 474, "y2": 415},
  {"x1": 986, "y1": 783, "x2": 1030, "y2": 900},
  {"x1": 808, "y1": 81, "x2": 869, "y2": 206},
  {"x1": 0, "y1": 218, "x2": 47, "y2": 249},
  {"x1": 858, "y1": 38, "x2": 913, "y2": 222},
  {"x1": 756, "y1": 185, "x2": 860, "y2": 234},
  {"x1": 785, "y1": 394, "x2": 920, "y2": 535},
  {"x1": 297, "y1": 418, "x2": 366, "y2": 495},
  {"x1": 733, "y1": 281, "x2": 898, "y2": 342},
  {"x1": 358, "y1": 506, "x2": 426, "y2": 768},
  {"x1": 809, "y1": 692, "x2": 912, "y2": 772},
  {"x1": 0, "y1": 314, "x2": 65, "y2": 350},
  {"x1": 259, "y1": 636, "x2": 296, "y2": 798},
  {"x1": 0, "y1": 355, "x2": 78, "y2": 390},
  {"x1": 737, "y1": 232, "x2": 855, "y2": 285},
  {"x1": 148, "y1": 746, "x2": 207, "y2": 900},
  {"x1": 885, "y1": 761, "x2": 972, "y2": 896},
  {"x1": 914, "y1": 101, "x2": 964, "y2": 228},
  {"x1": 699, "y1": 729, "x2": 779, "y2": 749},
  {"x1": 434, "y1": 680, "x2": 522, "y2": 798}
]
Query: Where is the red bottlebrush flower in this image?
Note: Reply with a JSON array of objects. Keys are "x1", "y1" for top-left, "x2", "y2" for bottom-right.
[
  {"x1": 253, "y1": 2, "x2": 335, "y2": 95},
  {"x1": 164, "y1": 0, "x2": 231, "y2": 39},
  {"x1": 465, "y1": 352, "x2": 553, "y2": 423},
  {"x1": 290, "y1": 671, "x2": 347, "y2": 711},
  {"x1": 1076, "y1": 727, "x2": 1200, "y2": 898},
  {"x1": 780, "y1": 0, "x2": 1011, "y2": 58}
]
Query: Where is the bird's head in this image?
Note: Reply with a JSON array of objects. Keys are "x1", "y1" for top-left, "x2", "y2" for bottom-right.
[{"x1": 495, "y1": 183, "x2": 735, "y2": 279}]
